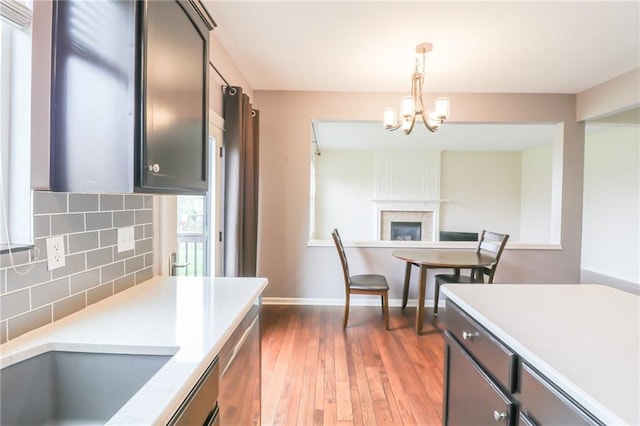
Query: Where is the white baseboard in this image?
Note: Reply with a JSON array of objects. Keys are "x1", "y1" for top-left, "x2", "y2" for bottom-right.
[
  {"x1": 580, "y1": 269, "x2": 639, "y2": 295},
  {"x1": 262, "y1": 297, "x2": 444, "y2": 308}
]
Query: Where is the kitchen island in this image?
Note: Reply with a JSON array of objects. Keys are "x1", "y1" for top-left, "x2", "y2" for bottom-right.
[
  {"x1": 0, "y1": 276, "x2": 267, "y2": 425},
  {"x1": 441, "y1": 284, "x2": 639, "y2": 425}
]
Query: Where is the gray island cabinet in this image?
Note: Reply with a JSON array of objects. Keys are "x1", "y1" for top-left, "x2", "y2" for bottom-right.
[{"x1": 441, "y1": 284, "x2": 639, "y2": 426}]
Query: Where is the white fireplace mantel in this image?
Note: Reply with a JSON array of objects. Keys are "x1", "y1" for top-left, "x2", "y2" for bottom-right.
[{"x1": 369, "y1": 198, "x2": 447, "y2": 204}]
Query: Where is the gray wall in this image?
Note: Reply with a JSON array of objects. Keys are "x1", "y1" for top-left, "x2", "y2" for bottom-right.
[
  {"x1": 582, "y1": 126, "x2": 639, "y2": 284},
  {"x1": 0, "y1": 192, "x2": 154, "y2": 343},
  {"x1": 254, "y1": 91, "x2": 584, "y2": 302}
]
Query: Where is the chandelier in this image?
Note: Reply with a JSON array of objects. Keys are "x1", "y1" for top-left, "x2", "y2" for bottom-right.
[{"x1": 383, "y1": 43, "x2": 450, "y2": 135}]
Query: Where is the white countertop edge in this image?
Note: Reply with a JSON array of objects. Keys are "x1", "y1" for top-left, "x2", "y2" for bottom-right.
[
  {"x1": 0, "y1": 342, "x2": 180, "y2": 369},
  {"x1": 441, "y1": 286, "x2": 624, "y2": 425},
  {"x1": 0, "y1": 276, "x2": 269, "y2": 426}
]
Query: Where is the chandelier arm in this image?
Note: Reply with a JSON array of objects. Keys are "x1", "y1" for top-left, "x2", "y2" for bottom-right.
[
  {"x1": 417, "y1": 67, "x2": 442, "y2": 133},
  {"x1": 415, "y1": 72, "x2": 425, "y2": 114},
  {"x1": 414, "y1": 70, "x2": 437, "y2": 132},
  {"x1": 410, "y1": 72, "x2": 419, "y2": 113},
  {"x1": 421, "y1": 115, "x2": 440, "y2": 132},
  {"x1": 403, "y1": 115, "x2": 417, "y2": 135}
]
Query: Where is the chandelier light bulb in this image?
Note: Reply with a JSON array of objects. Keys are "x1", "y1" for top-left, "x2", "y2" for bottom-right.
[
  {"x1": 427, "y1": 111, "x2": 441, "y2": 130},
  {"x1": 383, "y1": 108, "x2": 397, "y2": 129},
  {"x1": 400, "y1": 96, "x2": 415, "y2": 118},
  {"x1": 401, "y1": 116, "x2": 413, "y2": 132},
  {"x1": 435, "y1": 97, "x2": 450, "y2": 120}
]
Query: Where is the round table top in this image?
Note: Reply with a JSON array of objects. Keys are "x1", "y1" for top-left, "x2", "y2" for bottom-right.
[{"x1": 392, "y1": 249, "x2": 496, "y2": 268}]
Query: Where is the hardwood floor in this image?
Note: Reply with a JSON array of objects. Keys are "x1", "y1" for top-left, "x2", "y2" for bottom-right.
[{"x1": 260, "y1": 304, "x2": 446, "y2": 426}]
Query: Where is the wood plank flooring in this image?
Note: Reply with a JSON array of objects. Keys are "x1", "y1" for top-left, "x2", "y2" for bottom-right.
[{"x1": 261, "y1": 304, "x2": 446, "y2": 426}]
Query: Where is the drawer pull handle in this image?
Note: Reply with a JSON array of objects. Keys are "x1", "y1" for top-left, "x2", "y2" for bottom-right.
[
  {"x1": 462, "y1": 331, "x2": 479, "y2": 340},
  {"x1": 493, "y1": 411, "x2": 507, "y2": 421}
]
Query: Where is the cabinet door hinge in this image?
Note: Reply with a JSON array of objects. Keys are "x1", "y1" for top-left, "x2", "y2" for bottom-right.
[
  {"x1": 219, "y1": 146, "x2": 223, "y2": 158},
  {"x1": 219, "y1": 231, "x2": 223, "y2": 242}
]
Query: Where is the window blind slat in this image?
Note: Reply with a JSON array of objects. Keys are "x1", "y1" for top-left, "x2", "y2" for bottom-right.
[{"x1": 0, "y1": 0, "x2": 32, "y2": 29}]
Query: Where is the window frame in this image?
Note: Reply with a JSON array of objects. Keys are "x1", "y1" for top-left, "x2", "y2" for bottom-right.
[{"x1": 0, "y1": 0, "x2": 33, "y2": 252}]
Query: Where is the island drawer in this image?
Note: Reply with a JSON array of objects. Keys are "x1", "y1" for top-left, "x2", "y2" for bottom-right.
[
  {"x1": 446, "y1": 300, "x2": 517, "y2": 393},
  {"x1": 518, "y1": 362, "x2": 601, "y2": 426},
  {"x1": 444, "y1": 332, "x2": 515, "y2": 425}
]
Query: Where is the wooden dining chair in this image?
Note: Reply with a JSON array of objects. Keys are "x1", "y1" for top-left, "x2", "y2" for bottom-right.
[
  {"x1": 433, "y1": 230, "x2": 509, "y2": 315},
  {"x1": 331, "y1": 229, "x2": 390, "y2": 330}
]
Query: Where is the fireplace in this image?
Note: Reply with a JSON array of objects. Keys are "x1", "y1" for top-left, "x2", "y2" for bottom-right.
[
  {"x1": 390, "y1": 221, "x2": 422, "y2": 241},
  {"x1": 379, "y1": 209, "x2": 434, "y2": 241}
]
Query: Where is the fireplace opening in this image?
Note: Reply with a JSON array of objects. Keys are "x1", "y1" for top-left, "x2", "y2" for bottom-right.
[{"x1": 390, "y1": 221, "x2": 422, "y2": 241}]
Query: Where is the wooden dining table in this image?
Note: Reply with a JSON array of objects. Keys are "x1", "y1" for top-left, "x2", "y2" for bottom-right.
[{"x1": 392, "y1": 249, "x2": 497, "y2": 334}]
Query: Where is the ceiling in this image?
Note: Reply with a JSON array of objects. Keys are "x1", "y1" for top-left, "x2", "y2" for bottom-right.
[{"x1": 202, "y1": 1, "x2": 639, "y2": 94}]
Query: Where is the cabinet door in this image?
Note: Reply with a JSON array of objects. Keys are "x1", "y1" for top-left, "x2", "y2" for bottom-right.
[
  {"x1": 518, "y1": 362, "x2": 601, "y2": 426},
  {"x1": 444, "y1": 332, "x2": 515, "y2": 426},
  {"x1": 50, "y1": 0, "x2": 136, "y2": 193},
  {"x1": 518, "y1": 412, "x2": 536, "y2": 426},
  {"x1": 139, "y1": 0, "x2": 209, "y2": 193}
]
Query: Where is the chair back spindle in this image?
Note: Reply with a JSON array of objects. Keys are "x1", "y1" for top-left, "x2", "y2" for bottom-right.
[
  {"x1": 331, "y1": 229, "x2": 351, "y2": 290},
  {"x1": 433, "y1": 229, "x2": 509, "y2": 315},
  {"x1": 475, "y1": 230, "x2": 509, "y2": 283}
]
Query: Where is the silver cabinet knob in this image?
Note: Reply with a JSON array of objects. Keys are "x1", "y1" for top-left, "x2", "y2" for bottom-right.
[
  {"x1": 493, "y1": 411, "x2": 506, "y2": 421},
  {"x1": 148, "y1": 163, "x2": 160, "y2": 173},
  {"x1": 462, "y1": 331, "x2": 479, "y2": 340}
]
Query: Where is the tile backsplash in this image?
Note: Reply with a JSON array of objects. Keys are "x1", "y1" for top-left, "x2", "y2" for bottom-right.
[{"x1": 0, "y1": 192, "x2": 155, "y2": 343}]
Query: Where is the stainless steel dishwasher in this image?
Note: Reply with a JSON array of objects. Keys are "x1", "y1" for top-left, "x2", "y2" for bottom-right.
[
  {"x1": 218, "y1": 301, "x2": 261, "y2": 425},
  {"x1": 168, "y1": 356, "x2": 220, "y2": 426}
]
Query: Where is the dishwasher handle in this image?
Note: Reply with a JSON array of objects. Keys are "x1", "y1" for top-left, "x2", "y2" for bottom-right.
[{"x1": 220, "y1": 316, "x2": 258, "y2": 377}]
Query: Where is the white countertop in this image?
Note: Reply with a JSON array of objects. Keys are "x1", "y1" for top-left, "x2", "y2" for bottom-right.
[
  {"x1": 441, "y1": 284, "x2": 640, "y2": 425},
  {"x1": 0, "y1": 276, "x2": 268, "y2": 425}
]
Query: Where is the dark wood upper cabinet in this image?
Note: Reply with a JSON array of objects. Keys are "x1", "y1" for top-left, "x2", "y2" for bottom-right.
[{"x1": 50, "y1": 0, "x2": 214, "y2": 194}]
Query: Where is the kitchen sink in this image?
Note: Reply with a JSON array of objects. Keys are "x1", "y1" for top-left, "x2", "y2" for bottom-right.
[{"x1": 0, "y1": 350, "x2": 172, "y2": 425}]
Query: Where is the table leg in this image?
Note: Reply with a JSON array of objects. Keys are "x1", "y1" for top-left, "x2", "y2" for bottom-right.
[
  {"x1": 472, "y1": 268, "x2": 485, "y2": 283},
  {"x1": 416, "y1": 265, "x2": 427, "y2": 335},
  {"x1": 401, "y1": 262, "x2": 412, "y2": 311}
]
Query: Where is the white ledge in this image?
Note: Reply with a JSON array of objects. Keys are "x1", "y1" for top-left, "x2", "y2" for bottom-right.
[
  {"x1": 307, "y1": 239, "x2": 562, "y2": 250},
  {"x1": 369, "y1": 198, "x2": 447, "y2": 203}
]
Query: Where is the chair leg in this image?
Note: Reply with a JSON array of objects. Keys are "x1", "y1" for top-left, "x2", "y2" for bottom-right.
[
  {"x1": 380, "y1": 295, "x2": 384, "y2": 316},
  {"x1": 382, "y1": 292, "x2": 389, "y2": 331},
  {"x1": 343, "y1": 292, "x2": 350, "y2": 329},
  {"x1": 433, "y1": 279, "x2": 441, "y2": 316},
  {"x1": 401, "y1": 262, "x2": 412, "y2": 311}
]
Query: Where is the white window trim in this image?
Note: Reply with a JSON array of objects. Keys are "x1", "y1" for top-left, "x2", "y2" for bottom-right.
[{"x1": 0, "y1": 2, "x2": 32, "y2": 250}]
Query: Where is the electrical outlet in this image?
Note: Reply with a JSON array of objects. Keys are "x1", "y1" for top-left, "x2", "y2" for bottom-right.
[
  {"x1": 117, "y1": 226, "x2": 135, "y2": 253},
  {"x1": 46, "y1": 235, "x2": 66, "y2": 270}
]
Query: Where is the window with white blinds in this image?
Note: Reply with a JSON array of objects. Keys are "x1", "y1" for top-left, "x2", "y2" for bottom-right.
[
  {"x1": 0, "y1": 0, "x2": 32, "y2": 250},
  {"x1": 0, "y1": 0, "x2": 32, "y2": 29}
]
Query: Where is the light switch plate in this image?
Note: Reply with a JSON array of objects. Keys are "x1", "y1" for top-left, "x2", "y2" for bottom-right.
[
  {"x1": 117, "y1": 226, "x2": 135, "y2": 253},
  {"x1": 46, "y1": 235, "x2": 66, "y2": 270}
]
